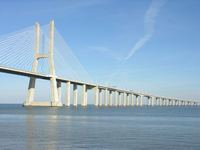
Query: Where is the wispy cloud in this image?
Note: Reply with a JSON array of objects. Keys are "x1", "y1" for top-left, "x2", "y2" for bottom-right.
[
  {"x1": 87, "y1": 46, "x2": 125, "y2": 61},
  {"x1": 125, "y1": 0, "x2": 165, "y2": 60},
  {"x1": 87, "y1": 46, "x2": 108, "y2": 52},
  {"x1": 105, "y1": 0, "x2": 165, "y2": 85}
]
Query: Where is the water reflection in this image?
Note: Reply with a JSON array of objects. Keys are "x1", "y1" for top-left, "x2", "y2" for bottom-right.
[{"x1": 25, "y1": 110, "x2": 61, "y2": 149}]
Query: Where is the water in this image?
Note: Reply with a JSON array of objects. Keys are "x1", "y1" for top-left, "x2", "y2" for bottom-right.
[{"x1": 0, "y1": 104, "x2": 200, "y2": 149}]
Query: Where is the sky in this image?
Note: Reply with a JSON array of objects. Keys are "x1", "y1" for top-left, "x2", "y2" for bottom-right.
[{"x1": 0, "y1": 0, "x2": 200, "y2": 104}]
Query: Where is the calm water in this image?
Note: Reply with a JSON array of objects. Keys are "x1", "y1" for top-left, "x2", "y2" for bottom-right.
[{"x1": 0, "y1": 104, "x2": 200, "y2": 150}]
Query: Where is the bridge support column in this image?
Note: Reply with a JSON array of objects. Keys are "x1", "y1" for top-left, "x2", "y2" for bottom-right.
[
  {"x1": 99, "y1": 89, "x2": 102, "y2": 106},
  {"x1": 159, "y1": 98, "x2": 162, "y2": 106},
  {"x1": 85, "y1": 87, "x2": 88, "y2": 106},
  {"x1": 119, "y1": 92, "x2": 121, "y2": 106},
  {"x1": 136, "y1": 95, "x2": 139, "y2": 106},
  {"x1": 156, "y1": 98, "x2": 158, "y2": 106},
  {"x1": 184, "y1": 101, "x2": 187, "y2": 106},
  {"x1": 165, "y1": 99, "x2": 168, "y2": 106},
  {"x1": 131, "y1": 94, "x2": 134, "y2": 106},
  {"x1": 151, "y1": 97, "x2": 154, "y2": 106},
  {"x1": 94, "y1": 86, "x2": 98, "y2": 107},
  {"x1": 178, "y1": 100, "x2": 180, "y2": 106},
  {"x1": 123, "y1": 92, "x2": 126, "y2": 106},
  {"x1": 172, "y1": 100, "x2": 174, "y2": 106},
  {"x1": 109, "y1": 90, "x2": 112, "y2": 106},
  {"x1": 114, "y1": 91, "x2": 117, "y2": 106},
  {"x1": 65, "y1": 81, "x2": 70, "y2": 107},
  {"x1": 57, "y1": 81, "x2": 61, "y2": 104},
  {"x1": 104, "y1": 89, "x2": 107, "y2": 106},
  {"x1": 162, "y1": 99, "x2": 165, "y2": 106},
  {"x1": 140, "y1": 95, "x2": 143, "y2": 106},
  {"x1": 127, "y1": 94, "x2": 129, "y2": 106},
  {"x1": 73, "y1": 84, "x2": 77, "y2": 107},
  {"x1": 147, "y1": 97, "x2": 150, "y2": 106},
  {"x1": 81, "y1": 84, "x2": 86, "y2": 107},
  {"x1": 24, "y1": 78, "x2": 36, "y2": 106},
  {"x1": 50, "y1": 77, "x2": 62, "y2": 106}
]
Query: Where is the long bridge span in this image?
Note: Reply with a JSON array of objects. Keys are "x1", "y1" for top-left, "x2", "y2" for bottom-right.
[{"x1": 0, "y1": 21, "x2": 199, "y2": 107}]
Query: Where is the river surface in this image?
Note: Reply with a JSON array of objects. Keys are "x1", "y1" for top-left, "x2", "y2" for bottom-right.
[{"x1": 0, "y1": 104, "x2": 200, "y2": 149}]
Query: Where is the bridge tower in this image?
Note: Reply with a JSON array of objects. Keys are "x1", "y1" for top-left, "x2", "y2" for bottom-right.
[{"x1": 23, "y1": 21, "x2": 62, "y2": 107}]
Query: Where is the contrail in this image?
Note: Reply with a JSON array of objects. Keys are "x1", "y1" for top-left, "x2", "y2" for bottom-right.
[
  {"x1": 106, "y1": 0, "x2": 165, "y2": 85},
  {"x1": 125, "y1": 0, "x2": 165, "y2": 60}
]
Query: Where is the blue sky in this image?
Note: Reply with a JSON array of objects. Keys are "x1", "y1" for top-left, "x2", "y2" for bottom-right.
[{"x1": 0, "y1": 0, "x2": 200, "y2": 104}]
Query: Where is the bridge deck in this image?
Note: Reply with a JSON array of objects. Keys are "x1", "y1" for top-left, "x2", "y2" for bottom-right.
[{"x1": 0, "y1": 66, "x2": 199, "y2": 103}]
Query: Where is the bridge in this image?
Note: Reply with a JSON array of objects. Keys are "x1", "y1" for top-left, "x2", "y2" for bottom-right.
[{"x1": 0, "y1": 21, "x2": 199, "y2": 107}]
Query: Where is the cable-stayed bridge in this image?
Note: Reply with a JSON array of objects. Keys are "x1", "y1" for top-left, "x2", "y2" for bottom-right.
[{"x1": 0, "y1": 21, "x2": 199, "y2": 107}]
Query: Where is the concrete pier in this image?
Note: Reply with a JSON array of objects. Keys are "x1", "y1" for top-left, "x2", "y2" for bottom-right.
[
  {"x1": 131, "y1": 94, "x2": 134, "y2": 106},
  {"x1": 94, "y1": 86, "x2": 98, "y2": 107},
  {"x1": 85, "y1": 87, "x2": 88, "y2": 106},
  {"x1": 104, "y1": 89, "x2": 107, "y2": 106},
  {"x1": 109, "y1": 90, "x2": 112, "y2": 106},
  {"x1": 147, "y1": 97, "x2": 150, "y2": 106},
  {"x1": 57, "y1": 81, "x2": 61, "y2": 103},
  {"x1": 123, "y1": 92, "x2": 126, "y2": 106},
  {"x1": 114, "y1": 91, "x2": 117, "y2": 106},
  {"x1": 127, "y1": 94, "x2": 129, "y2": 106},
  {"x1": 172, "y1": 100, "x2": 174, "y2": 106},
  {"x1": 136, "y1": 95, "x2": 139, "y2": 106},
  {"x1": 165, "y1": 99, "x2": 168, "y2": 106},
  {"x1": 99, "y1": 89, "x2": 102, "y2": 106},
  {"x1": 168, "y1": 100, "x2": 171, "y2": 106},
  {"x1": 140, "y1": 95, "x2": 143, "y2": 106},
  {"x1": 73, "y1": 84, "x2": 77, "y2": 107},
  {"x1": 81, "y1": 84, "x2": 86, "y2": 107},
  {"x1": 156, "y1": 98, "x2": 158, "y2": 106},
  {"x1": 119, "y1": 92, "x2": 121, "y2": 106},
  {"x1": 162, "y1": 99, "x2": 165, "y2": 106},
  {"x1": 151, "y1": 97, "x2": 154, "y2": 106},
  {"x1": 65, "y1": 81, "x2": 70, "y2": 107},
  {"x1": 159, "y1": 98, "x2": 162, "y2": 106}
]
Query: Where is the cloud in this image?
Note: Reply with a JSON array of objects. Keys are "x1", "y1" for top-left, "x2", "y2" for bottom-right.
[
  {"x1": 87, "y1": 46, "x2": 125, "y2": 61},
  {"x1": 125, "y1": 0, "x2": 165, "y2": 60},
  {"x1": 87, "y1": 46, "x2": 108, "y2": 52},
  {"x1": 105, "y1": 0, "x2": 165, "y2": 85}
]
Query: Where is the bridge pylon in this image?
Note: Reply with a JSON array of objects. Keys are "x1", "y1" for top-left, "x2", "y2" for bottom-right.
[{"x1": 23, "y1": 20, "x2": 62, "y2": 107}]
